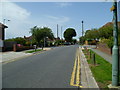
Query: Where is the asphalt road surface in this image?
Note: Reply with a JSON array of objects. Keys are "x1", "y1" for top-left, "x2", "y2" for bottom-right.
[{"x1": 3, "y1": 45, "x2": 79, "y2": 88}]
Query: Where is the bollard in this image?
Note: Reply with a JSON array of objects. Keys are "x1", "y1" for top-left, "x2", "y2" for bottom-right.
[
  {"x1": 92, "y1": 53, "x2": 96, "y2": 66},
  {"x1": 88, "y1": 50, "x2": 91, "y2": 60},
  {"x1": 89, "y1": 50, "x2": 91, "y2": 59}
]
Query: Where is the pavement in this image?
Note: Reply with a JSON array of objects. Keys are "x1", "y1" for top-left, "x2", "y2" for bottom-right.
[
  {"x1": 91, "y1": 48, "x2": 112, "y2": 64},
  {"x1": 0, "y1": 47, "x2": 52, "y2": 63},
  {"x1": 79, "y1": 47, "x2": 99, "y2": 89}
]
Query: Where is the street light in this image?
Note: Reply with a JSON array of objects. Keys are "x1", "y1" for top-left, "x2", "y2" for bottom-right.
[
  {"x1": 61, "y1": 26, "x2": 62, "y2": 40},
  {"x1": 81, "y1": 21, "x2": 84, "y2": 45},
  {"x1": 82, "y1": 21, "x2": 84, "y2": 37},
  {"x1": 57, "y1": 24, "x2": 59, "y2": 38},
  {"x1": 3, "y1": 19, "x2": 10, "y2": 25},
  {"x1": 110, "y1": 0, "x2": 120, "y2": 87}
]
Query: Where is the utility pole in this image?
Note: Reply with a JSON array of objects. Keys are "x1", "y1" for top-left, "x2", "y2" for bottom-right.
[
  {"x1": 57, "y1": 24, "x2": 58, "y2": 38},
  {"x1": 61, "y1": 26, "x2": 62, "y2": 40},
  {"x1": 110, "y1": 0, "x2": 119, "y2": 87}
]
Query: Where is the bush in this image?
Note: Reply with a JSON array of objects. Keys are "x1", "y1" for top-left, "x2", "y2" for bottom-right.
[{"x1": 106, "y1": 37, "x2": 113, "y2": 48}]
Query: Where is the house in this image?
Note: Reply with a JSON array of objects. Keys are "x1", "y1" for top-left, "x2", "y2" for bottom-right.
[
  {"x1": 0, "y1": 23, "x2": 8, "y2": 52},
  {"x1": 0, "y1": 23, "x2": 8, "y2": 40}
]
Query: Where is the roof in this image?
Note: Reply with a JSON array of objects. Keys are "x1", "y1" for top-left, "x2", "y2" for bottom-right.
[
  {"x1": 0, "y1": 23, "x2": 8, "y2": 28},
  {"x1": 101, "y1": 22, "x2": 120, "y2": 28}
]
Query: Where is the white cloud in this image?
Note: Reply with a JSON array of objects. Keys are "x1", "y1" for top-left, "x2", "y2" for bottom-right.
[
  {"x1": 55, "y1": 2, "x2": 72, "y2": 8},
  {"x1": 0, "y1": 1, "x2": 70, "y2": 39},
  {"x1": 46, "y1": 15, "x2": 70, "y2": 24},
  {"x1": 0, "y1": 1, "x2": 30, "y2": 21},
  {"x1": 0, "y1": 1, "x2": 31, "y2": 39}
]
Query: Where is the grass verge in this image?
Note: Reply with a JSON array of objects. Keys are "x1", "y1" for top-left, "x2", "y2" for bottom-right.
[
  {"x1": 25, "y1": 49, "x2": 42, "y2": 53},
  {"x1": 83, "y1": 49, "x2": 112, "y2": 88}
]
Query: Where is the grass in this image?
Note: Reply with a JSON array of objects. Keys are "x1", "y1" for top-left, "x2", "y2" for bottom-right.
[
  {"x1": 25, "y1": 49, "x2": 42, "y2": 53},
  {"x1": 83, "y1": 49, "x2": 112, "y2": 88}
]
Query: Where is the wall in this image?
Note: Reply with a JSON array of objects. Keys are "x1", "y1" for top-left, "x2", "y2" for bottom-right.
[{"x1": 4, "y1": 41, "x2": 17, "y2": 51}]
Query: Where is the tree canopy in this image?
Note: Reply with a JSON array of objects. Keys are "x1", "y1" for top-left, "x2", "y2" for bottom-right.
[
  {"x1": 63, "y1": 28, "x2": 77, "y2": 42},
  {"x1": 30, "y1": 26, "x2": 54, "y2": 46},
  {"x1": 79, "y1": 22, "x2": 120, "y2": 47}
]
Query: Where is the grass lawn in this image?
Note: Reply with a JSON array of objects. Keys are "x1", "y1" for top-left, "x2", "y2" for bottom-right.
[
  {"x1": 25, "y1": 49, "x2": 42, "y2": 53},
  {"x1": 83, "y1": 49, "x2": 112, "y2": 88}
]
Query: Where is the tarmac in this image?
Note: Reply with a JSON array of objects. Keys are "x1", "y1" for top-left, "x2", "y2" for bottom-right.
[{"x1": 1, "y1": 46, "x2": 100, "y2": 89}]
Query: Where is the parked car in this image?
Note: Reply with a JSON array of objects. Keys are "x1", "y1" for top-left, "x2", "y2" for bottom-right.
[{"x1": 64, "y1": 42, "x2": 71, "y2": 45}]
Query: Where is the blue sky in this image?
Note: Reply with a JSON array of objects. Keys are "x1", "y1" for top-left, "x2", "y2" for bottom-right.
[{"x1": 1, "y1": 1, "x2": 119, "y2": 40}]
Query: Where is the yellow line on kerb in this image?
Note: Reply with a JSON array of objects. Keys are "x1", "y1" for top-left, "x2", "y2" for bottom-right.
[
  {"x1": 70, "y1": 56, "x2": 77, "y2": 86},
  {"x1": 70, "y1": 48, "x2": 82, "y2": 88}
]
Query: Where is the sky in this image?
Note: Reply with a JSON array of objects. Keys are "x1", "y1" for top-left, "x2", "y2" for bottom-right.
[{"x1": 0, "y1": 1, "x2": 120, "y2": 40}]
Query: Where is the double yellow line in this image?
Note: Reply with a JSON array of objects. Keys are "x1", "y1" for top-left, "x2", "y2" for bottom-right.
[{"x1": 70, "y1": 48, "x2": 82, "y2": 88}]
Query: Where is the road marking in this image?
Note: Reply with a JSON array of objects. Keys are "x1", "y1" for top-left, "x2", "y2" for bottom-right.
[
  {"x1": 70, "y1": 48, "x2": 83, "y2": 88},
  {"x1": 70, "y1": 56, "x2": 77, "y2": 86}
]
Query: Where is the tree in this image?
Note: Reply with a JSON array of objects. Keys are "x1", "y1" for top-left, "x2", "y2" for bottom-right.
[
  {"x1": 30, "y1": 26, "x2": 54, "y2": 47},
  {"x1": 72, "y1": 39, "x2": 77, "y2": 44},
  {"x1": 5, "y1": 37, "x2": 26, "y2": 45},
  {"x1": 85, "y1": 28, "x2": 99, "y2": 40},
  {"x1": 64, "y1": 28, "x2": 76, "y2": 42}
]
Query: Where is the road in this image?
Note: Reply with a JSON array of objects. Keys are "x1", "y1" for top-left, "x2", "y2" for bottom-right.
[{"x1": 2, "y1": 45, "x2": 79, "y2": 88}]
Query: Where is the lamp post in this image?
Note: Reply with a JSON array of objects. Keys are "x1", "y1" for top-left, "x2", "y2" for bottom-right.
[
  {"x1": 57, "y1": 24, "x2": 59, "y2": 38},
  {"x1": 61, "y1": 26, "x2": 62, "y2": 40},
  {"x1": 61, "y1": 26, "x2": 62, "y2": 45},
  {"x1": 82, "y1": 21, "x2": 84, "y2": 45},
  {"x1": 111, "y1": 0, "x2": 119, "y2": 87},
  {"x1": 3, "y1": 19, "x2": 10, "y2": 25}
]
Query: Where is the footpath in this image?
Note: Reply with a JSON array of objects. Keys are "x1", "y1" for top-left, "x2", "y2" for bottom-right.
[
  {"x1": 0, "y1": 48, "x2": 51, "y2": 63},
  {"x1": 79, "y1": 47, "x2": 99, "y2": 89},
  {"x1": 91, "y1": 48, "x2": 112, "y2": 64}
]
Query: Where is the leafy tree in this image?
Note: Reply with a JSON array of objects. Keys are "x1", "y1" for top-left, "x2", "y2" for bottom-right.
[
  {"x1": 79, "y1": 36, "x2": 86, "y2": 44},
  {"x1": 72, "y1": 39, "x2": 77, "y2": 44},
  {"x1": 99, "y1": 26, "x2": 113, "y2": 39},
  {"x1": 30, "y1": 26, "x2": 54, "y2": 46},
  {"x1": 85, "y1": 29, "x2": 99, "y2": 40},
  {"x1": 64, "y1": 28, "x2": 76, "y2": 42}
]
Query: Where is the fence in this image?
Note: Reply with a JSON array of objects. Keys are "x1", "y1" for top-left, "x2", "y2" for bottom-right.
[{"x1": 4, "y1": 41, "x2": 17, "y2": 51}]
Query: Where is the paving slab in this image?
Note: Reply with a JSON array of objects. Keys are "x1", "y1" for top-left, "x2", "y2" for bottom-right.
[{"x1": 79, "y1": 47, "x2": 99, "y2": 89}]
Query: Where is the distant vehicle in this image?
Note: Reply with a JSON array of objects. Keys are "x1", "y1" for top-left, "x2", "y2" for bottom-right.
[{"x1": 64, "y1": 42, "x2": 71, "y2": 45}]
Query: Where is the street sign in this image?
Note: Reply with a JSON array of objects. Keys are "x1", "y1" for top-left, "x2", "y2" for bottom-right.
[{"x1": 111, "y1": 6, "x2": 115, "y2": 11}]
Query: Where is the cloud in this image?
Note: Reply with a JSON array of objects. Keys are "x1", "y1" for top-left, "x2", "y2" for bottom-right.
[
  {"x1": 0, "y1": 1, "x2": 31, "y2": 38},
  {"x1": 0, "y1": 1, "x2": 70, "y2": 39},
  {"x1": 55, "y1": 2, "x2": 72, "y2": 8},
  {"x1": 46, "y1": 15, "x2": 70, "y2": 24},
  {"x1": 0, "y1": 1, "x2": 30, "y2": 21}
]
